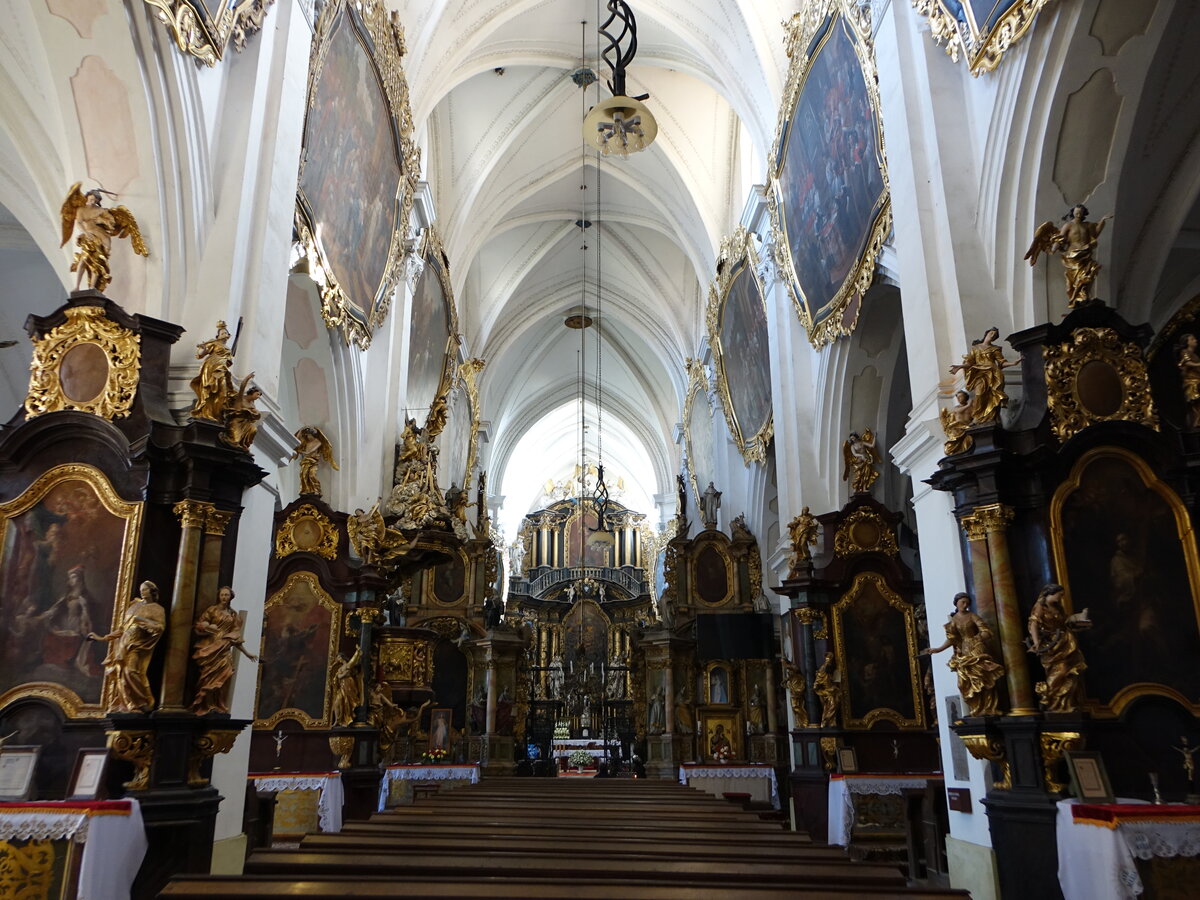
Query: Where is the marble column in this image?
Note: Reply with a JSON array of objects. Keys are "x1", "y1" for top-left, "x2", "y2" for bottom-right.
[
  {"x1": 161, "y1": 500, "x2": 212, "y2": 712},
  {"x1": 976, "y1": 504, "x2": 1036, "y2": 715},
  {"x1": 485, "y1": 659, "x2": 498, "y2": 735}
]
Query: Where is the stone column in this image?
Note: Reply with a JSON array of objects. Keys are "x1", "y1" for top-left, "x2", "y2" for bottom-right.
[
  {"x1": 161, "y1": 500, "x2": 212, "y2": 712},
  {"x1": 196, "y1": 508, "x2": 234, "y2": 616},
  {"x1": 663, "y1": 664, "x2": 675, "y2": 734},
  {"x1": 959, "y1": 513, "x2": 1000, "y2": 639},
  {"x1": 975, "y1": 504, "x2": 1036, "y2": 715},
  {"x1": 485, "y1": 658, "x2": 498, "y2": 735},
  {"x1": 765, "y1": 665, "x2": 778, "y2": 732}
]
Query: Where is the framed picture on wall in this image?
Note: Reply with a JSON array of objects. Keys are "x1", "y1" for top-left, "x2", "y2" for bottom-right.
[
  {"x1": 67, "y1": 748, "x2": 110, "y2": 801},
  {"x1": 1065, "y1": 750, "x2": 1114, "y2": 804},
  {"x1": 429, "y1": 708, "x2": 452, "y2": 754},
  {"x1": 837, "y1": 746, "x2": 859, "y2": 774},
  {"x1": 0, "y1": 745, "x2": 40, "y2": 801}
]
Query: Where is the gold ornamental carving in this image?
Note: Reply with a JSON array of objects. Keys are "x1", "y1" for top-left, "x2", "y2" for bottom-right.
[
  {"x1": 459, "y1": 357, "x2": 487, "y2": 493},
  {"x1": 1044, "y1": 327, "x2": 1158, "y2": 442},
  {"x1": 833, "y1": 508, "x2": 898, "y2": 558},
  {"x1": 706, "y1": 226, "x2": 774, "y2": 465},
  {"x1": 0, "y1": 837, "x2": 63, "y2": 897},
  {"x1": 784, "y1": 662, "x2": 808, "y2": 727},
  {"x1": 275, "y1": 504, "x2": 340, "y2": 560},
  {"x1": 378, "y1": 636, "x2": 434, "y2": 687},
  {"x1": 959, "y1": 733, "x2": 1012, "y2": 790},
  {"x1": 911, "y1": 0, "x2": 1059, "y2": 76},
  {"x1": 961, "y1": 503, "x2": 1013, "y2": 538},
  {"x1": 1040, "y1": 731, "x2": 1083, "y2": 794},
  {"x1": 819, "y1": 737, "x2": 838, "y2": 772},
  {"x1": 792, "y1": 607, "x2": 828, "y2": 639},
  {"x1": 142, "y1": 0, "x2": 275, "y2": 67},
  {"x1": 204, "y1": 508, "x2": 234, "y2": 536},
  {"x1": 106, "y1": 729, "x2": 156, "y2": 790},
  {"x1": 187, "y1": 728, "x2": 240, "y2": 786},
  {"x1": 329, "y1": 735, "x2": 355, "y2": 769},
  {"x1": 25, "y1": 305, "x2": 141, "y2": 421}
]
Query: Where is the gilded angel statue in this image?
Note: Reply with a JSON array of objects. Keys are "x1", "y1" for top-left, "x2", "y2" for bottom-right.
[
  {"x1": 1024, "y1": 204, "x2": 1111, "y2": 308},
  {"x1": 291, "y1": 426, "x2": 339, "y2": 497},
  {"x1": 60, "y1": 183, "x2": 149, "y2": 293},
  {"x1": 939, "y1": 389, "x2": 975, "y2": 456},
  {"x1": 221, "y1": 374, "x2": 262, "y2": 451},
  {"x1": 842, "y1": 429, "x2": 880, "y2": 494},
  {"x1": 347, "y1": 504, "x2": 388, "y2": 566}
]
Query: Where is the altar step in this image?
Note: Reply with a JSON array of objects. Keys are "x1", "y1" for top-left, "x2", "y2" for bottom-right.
[{"x1": 162, "y1": 777, "x2": 970, "y2": 899}]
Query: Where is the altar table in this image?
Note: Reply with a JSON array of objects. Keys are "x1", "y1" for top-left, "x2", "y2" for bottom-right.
[
  {"x1": 0, "y1": 799, "x2": 146, "y2": 899},
  {"x1": 1056, "y1": 798, "x2": 1200, "y2": 899},
  {"x1": 378, "y1": 763, "x2": 480, "y2": 810},
  {"x1": 249, "y1": 771, "x2": 343, "y2": 834},
  {"x1": 827, "y1": 773, "x2": 941, "y2": 846},
  {"x1": 679, "y1": 763, "x2": 779, "y2": 809}
]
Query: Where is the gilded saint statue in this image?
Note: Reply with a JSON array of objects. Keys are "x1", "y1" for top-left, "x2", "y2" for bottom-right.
[
  {"x1": 291, "y1": 426, "x2": 339, "y2": 496},
  {"x1": 922, "y1": 592, "x2": 1005, "y2": 717},
  {"x1": 347, "y1": 503, "x2": 418, "y2": 569},
  {"x1": 783, "y1": 661, "x2": 808, "y2": 727},
  {"x1": 191, "y1": 586, "x2": 259, "y2": 715},
  {"x1": 939, "y1": 389, "x2": 975, "y2": 456},
  {"x1": 1025, "y1": 205, "x2": 1111, "y2": 308},
  {"x1": 331, "y1": 647, "x2": 363, "y2": 727},
  {"x1": 221, "y1": 374, "x2": 262, "y2": 451},
  {"x1": 88, "y1": 580, "x2": 166, "y2": 713},
  {"x1": 1028, "y1": 583, "x2": 1092, "y2": 713},
  {"x1": 949, "y1": 328, "x2": 1021, "y2": 425},
  {"x1": 387, "y1": 395, "x2": 452, "y2": 527},
  {"x1": 786, "y1": 507, "x2": 819, "y2": 575},
  {"x1": 813, "y1": 652, "x2": 841, "y2": 728},
  {"x1": 1177, "y1": 334, "x2": 1200, "y2": 429},
  {"x1": 59, "y1": 183, "x2": 149, "y2": 293},
  {"x1": 190, "y1": 322, "x2": 237, "y2": 421},
  {"x1": 841, "y1": 429, "x2": 880, "y2": 494}
]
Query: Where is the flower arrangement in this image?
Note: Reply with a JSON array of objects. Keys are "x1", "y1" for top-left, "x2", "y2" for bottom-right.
[
  {"x1": 711, "y1": 742, "x2": 732, "y2": 764},
  {"x1": 568, "y1": 749, "x2": 593, "y2": 769},
  {"x1": 423, "y1": 747, "x2": 448, "y2": 763}
]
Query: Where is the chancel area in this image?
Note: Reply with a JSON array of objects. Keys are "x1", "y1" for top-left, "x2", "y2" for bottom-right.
[{"x1": 2, "y1": 1, "x2": 1200, "y2": 898}]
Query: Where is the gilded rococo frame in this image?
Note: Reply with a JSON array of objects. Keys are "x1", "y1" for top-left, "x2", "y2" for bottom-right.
[
  {"x1": 0, "y1": 464, "x2": 143, "y2": 718},
  {"x1": 143, "y1": 0, "x2": 274, "y2": 67},
  {"x1": 831, "y1": 571, "x2": 924, "y2": 729},
  {"x1": 295, "y1": 0, "x2": 420, "y2": 349},
  {"x1": 768, "y1": 1, "x2": 892, "y2": 347},
  {"x1": 911, "y1": 0, "x2": 1060, "y2": 76},
  {"x1": 408, "y1": 226, "x2": 462, "y2": 416},
  {"x1": 254, "y1": 571, "x2": 342, "y2": 729},
  {"x1": 706, "y1": 226, "x2": 774, "y2": 465},
  {"x1": 1049, "y1": 446, "x2": 1200, "y2": 717}
]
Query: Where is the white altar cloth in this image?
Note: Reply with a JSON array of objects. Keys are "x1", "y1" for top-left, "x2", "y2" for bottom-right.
[
  {"x1": 0, "y1": 798, "x2": 146, "y2": 899},
  {"x1": 1055, "y1": 798, "x2": 1200, "y2": 900},
  {"x1": 377, "y1": 764, "x2": 480, "y2": 811},
  {"x1": 679, "y1": 764, "x2": 779, "y2": 809},
  {"x1": 249, "y1": 771, "x2": 343, "y2": 832},
  {"x1": 827, "y1": 774, "x2": 938, "y2": 846}
]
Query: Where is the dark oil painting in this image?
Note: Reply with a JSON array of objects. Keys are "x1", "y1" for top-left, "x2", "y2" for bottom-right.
[
  {"x1": 718, "y1": 259, "x2": 772, "y2": 449},
  {"x1": 256, "y1": 574, "x2": 336, "y2": 725},
  {"x1": 1058, "y1": 452, "x2": 1200, "y2": 709},
  {"x1": 776, "y1": 15, "x2": 887, "y2": 329},
  {"x1": 837, "y1": 575, "x2": 917, "y2": 725}
]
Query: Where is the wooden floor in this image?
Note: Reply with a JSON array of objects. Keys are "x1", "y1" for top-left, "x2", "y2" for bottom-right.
[{"x1": 162, "y1": 777, "x2": 969, "y2": 899}]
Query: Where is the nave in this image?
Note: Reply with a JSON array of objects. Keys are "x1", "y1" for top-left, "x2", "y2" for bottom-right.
[{"x1": 162, "y1": 778, "x2": 969, "y2": 899}]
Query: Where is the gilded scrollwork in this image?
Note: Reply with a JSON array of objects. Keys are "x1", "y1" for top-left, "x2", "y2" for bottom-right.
[
  {"x1": 833, "y1": 508, "x2": 898, "y2": 557},
  {"x1": 911, "y1": 0, "x2": 1058, "y2": 76},
  {"x1": 768, "y1": 3, "x2": 891, "y2": 347},
  {"x1": 25, "y1": 305, "x2": 141, "y2": 421},
  {"x1": 1043, "y1": 327, "x2": 1158, "y2": 442},
  {"x1": 1040, "y1": 731, "x2": 1083, "y2": 794},
  {"x1": 187, "y1": 728, "x2": 240, "y2": 786},
  {"x1": 142, "y1": 0, "x2": 274, "y2": 67},
  {"x1": 793, "y1": 606, "x2": 829, "y2": 640},
  {"x1": 706, "y1": 226, "x2": 774, "y2": 465},
  {"x1": 682, "y1": 357, "x2": 713, "y2": 506},
  {"x1": 959, "y1": 733, "x2": 1012, "y2": 790},
  {"x1": 328, "y1": 735, "x2": 355, "y2": 770},
  {"x1": 106, "y1": 729, "x2": 156, "y2": 791},
  {"x1": 274, "y1": 504, "x2": 340, "y2": 560},
  {"x1": 459, "y1": 357, "x2": 487, "y2": 493}
]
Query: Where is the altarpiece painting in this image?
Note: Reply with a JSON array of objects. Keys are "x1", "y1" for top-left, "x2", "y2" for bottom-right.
[
  {"x1": 255, "y1": 572, "x2": 340, "y2": 728},
  {"x1": 0, "y1": 465, "x2": 142, "y2": 715},
  {"x1": 770, "y1": 2, "x2": 890, "y2": 346}
]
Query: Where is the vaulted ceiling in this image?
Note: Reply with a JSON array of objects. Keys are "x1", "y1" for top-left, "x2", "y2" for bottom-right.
[{"x1": 394, "y1": 0, "x2": 792, "y2": 519}]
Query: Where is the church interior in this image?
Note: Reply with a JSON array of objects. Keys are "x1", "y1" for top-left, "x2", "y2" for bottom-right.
[{"x1": 2, "y1": 1, "x2": 1200, "y2": 898}]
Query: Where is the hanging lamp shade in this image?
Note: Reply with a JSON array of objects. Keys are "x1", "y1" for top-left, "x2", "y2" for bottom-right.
[{"x1": 583, "y1": 95, "x2": 658, "y2": 157}]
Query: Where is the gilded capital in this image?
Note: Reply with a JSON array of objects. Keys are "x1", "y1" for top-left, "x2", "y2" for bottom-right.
[
  {"x1": 204, "y1": 508, "x2": 235, "y2": 536},
  {"x1": 963, "y1": 503, "x2": 1013, "y2": 538},
  {"x1": 174, "y1": 499, "x2": 214, "y2": 530}
]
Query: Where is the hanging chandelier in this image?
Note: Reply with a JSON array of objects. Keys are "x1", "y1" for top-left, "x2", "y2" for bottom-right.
[{"x1": 582, "y1": 1, "x2": 658, "y2": 157}]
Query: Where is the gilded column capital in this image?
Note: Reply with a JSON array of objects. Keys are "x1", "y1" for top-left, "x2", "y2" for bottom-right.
[
  {"x1": 173, "y1": 499, "x2": 214, "y2": 530},
  {"x1": 962, "y1": 503, "x2": 1014, "y2": 538},
  {"x1": 204, "y1": 508, "x2": 235, "y2": 536}
]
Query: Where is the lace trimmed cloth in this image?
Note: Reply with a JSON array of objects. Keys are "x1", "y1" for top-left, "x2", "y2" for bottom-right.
[
  {"x1": 1056, "y1": 799, "x2": 1200, "y2": 899},
  {"x1": 827, "y1": 774, "x2": 942, "y2": 846},
  {"x1": 249, "y1": 771, "x2": 343, "y2": 832},
  {"x1": 377, "y1": 764, "x2": 480, "y2": 811},
  {"x1": 679, "y1": 764, "x2": 779, "y2": 809}
]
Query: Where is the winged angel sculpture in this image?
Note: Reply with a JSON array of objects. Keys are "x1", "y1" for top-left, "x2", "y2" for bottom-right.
[
  {"x1": 842, "y1": 429, "x2": 881, "y2": 495},
  {"x1": 291, "y1": 426, "x2": 339, "y2": 497},
  {"x1": 1024, "y1": 205, "x2": 1111, "y2": 309},
  {"x1": 60, "y1": 183, "x2": 149, "y2": 293},
  {"x1": 347, "y1": 503, "x2": 418, "y2": 569}
]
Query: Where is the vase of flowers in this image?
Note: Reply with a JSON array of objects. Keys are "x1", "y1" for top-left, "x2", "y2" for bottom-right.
[
  {"x1": 568, "y1": 749, "x2": 592, "y2": 772},
  {"x1": 423, "y1": 747, "x2": 448, "y2": 763}
]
